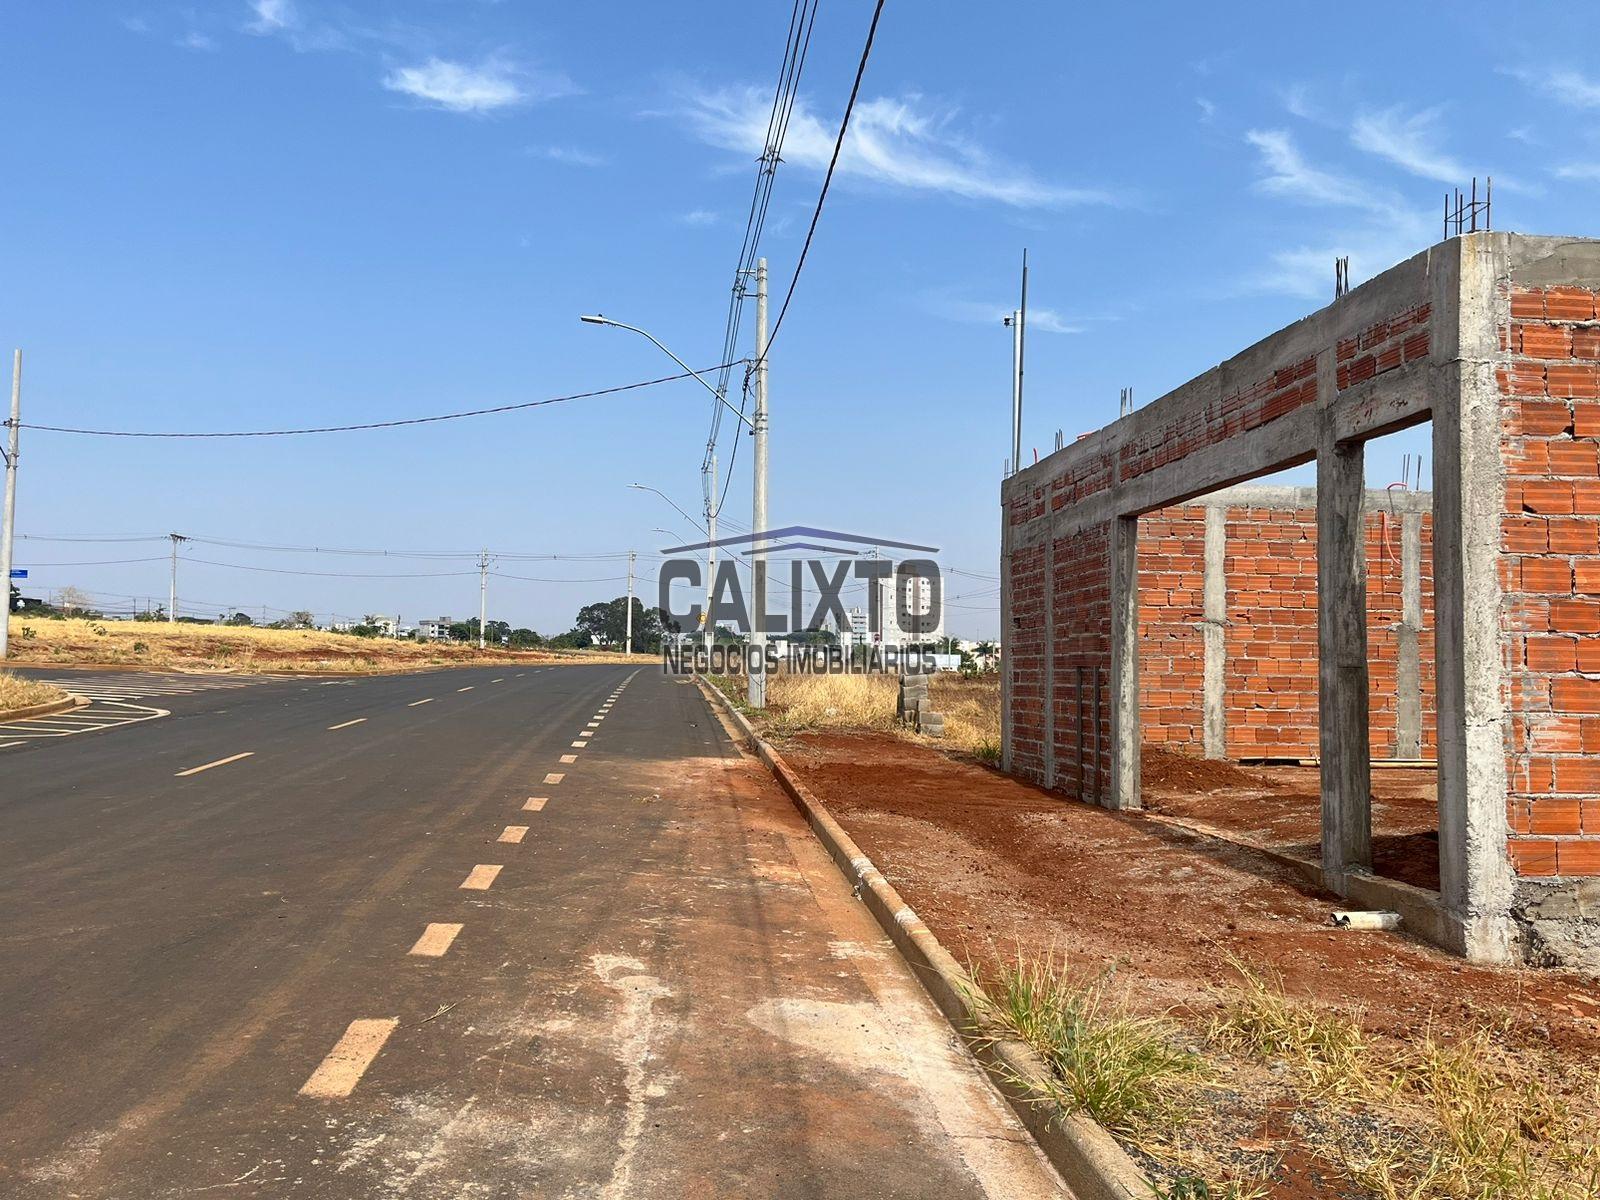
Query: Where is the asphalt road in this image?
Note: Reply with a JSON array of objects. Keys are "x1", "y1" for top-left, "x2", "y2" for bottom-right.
[{"x1": 0, "y1": 664, "x2": 1063, "y2": 1198}]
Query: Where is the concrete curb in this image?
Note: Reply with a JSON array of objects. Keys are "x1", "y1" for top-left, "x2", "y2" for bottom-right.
[
  {"x1": 695, "y1": 676, "x2": 1149, "y2": 1200},
  {"x1": 0, "y1": 694, "x2": 87, "y2": 722}
]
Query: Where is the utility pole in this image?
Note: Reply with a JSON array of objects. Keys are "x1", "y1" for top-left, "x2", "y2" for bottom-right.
[
  {"x1": 749, "y1": 258, "x2": 770, "y2": 708},
  {"x1": 625, "y1": 549, "x2": 635, "y2": 656},
  {"x1": 0, "y1": 351, "x2": 19, "y2": 659},
  {"x1": 168, "y1": 532, "x2": 188, "y2": 623},
  {"x1": 477, "y1": 549, "x2": 489, "y2": 650},
  {"x1": 703, "y1": 451, "x2": 717, "y2": 652}
]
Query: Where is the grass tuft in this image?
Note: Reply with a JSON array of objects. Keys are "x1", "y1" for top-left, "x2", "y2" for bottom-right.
[
  {"x1": 969, "y1": 953, "x2": 1203, "y2": 1137},
  {"x1": 1208, "y1": 955, "x2": 1371, "y2": 1101}
]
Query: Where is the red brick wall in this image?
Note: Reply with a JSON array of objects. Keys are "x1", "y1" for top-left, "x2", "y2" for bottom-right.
[
  {"x1": 1137, "y1": 501, "x2": 1436, "y2": 761},
  {"x1": 1051, "y1": 525, "x2": 1112, "y2": 799},
  {"x1": 1137, "y1": 508, "x2": 1206, "y2": 748},
  {"x1": 1499, "y1": 284, "x2": 1600, "y2": 878}
]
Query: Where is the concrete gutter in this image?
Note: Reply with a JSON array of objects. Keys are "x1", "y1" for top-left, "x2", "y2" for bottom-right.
[
  {"x1": 0, "y1": 694, "x2": 87, "y2": 722},
  {"x1": 696, "y1": 676, "x2": 1149, "y2": 1200}
]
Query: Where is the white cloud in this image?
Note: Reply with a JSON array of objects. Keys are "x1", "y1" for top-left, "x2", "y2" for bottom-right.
[
  {"x1": 1244, "y1": 128, "x2": 1390, "y2": 212},
  {"x1": 677, "y1": 86, "x2": 1113, "y2": 208},
  {"x1": 246, "y1": 0, "x2": 295, "y2": 34},
  {"x1": 1350, "y1": 106, "x2": 1466, "y2": 183},
  {"x1": 921, "y1": 292, "x2": 1084, "y2": 334},
  {"x1": 528, "y1": 145, "x2": 607, "y2": 167},
  {"x1": 1505, "y1": 65, "x2": 1600, "y2": 109},
  {"x1": 1556, "y1": 163, "x2": 1600, "y2": 181},
  {"x1": 1240, "y1": 129, "x2": 1434, "y2": 299},
  {"x1": 677, "y1": 210, "x2": 719, "y2": 226},
  {"x1": 178, "y1": 30, "x2": 217, "y2": 52},
  {"x1": 1196, "y1": 97, "x2": 1216, "y2": 124},
  {"x1": 383, "y1": 57, "x2": 572, "y2": 114}
]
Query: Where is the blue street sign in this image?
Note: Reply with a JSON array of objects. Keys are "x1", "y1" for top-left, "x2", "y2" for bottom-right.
[{"x1": 8, "y1": 569, "x2": 26, "y2": 579}]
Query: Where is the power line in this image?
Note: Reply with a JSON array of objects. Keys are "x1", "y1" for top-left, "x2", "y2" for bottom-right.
[
  {"x1": 762, "y1": 0, "x2": 885, "y2": 363},
  {"x1": 17, "y1": 363, "x2": 741, "y2": 438}
]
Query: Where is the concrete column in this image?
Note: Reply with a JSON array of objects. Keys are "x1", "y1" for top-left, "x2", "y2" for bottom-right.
[
  {"x1": 1432, "y1": 235, "x2": 1513, "y2": 960},
  {"x1": 1202, "y1": 505, "x2": 1228, "y2": 759},
  {"x1": 1396, "y1": 509, "x2": 1424, "y2": 760},
  {"x1": 1109, "y1": 515, "x2": 1142, "y2": 810},
  {"x1": 1317, "y1": 436, "x2": 1373, "y2": 887},
  {"x1": 1000, "y1": 502, "x2": 1013, "y2": 775},
  {"x1": 1043, "y1": 530, "x2": 1056, "y2": 788}
]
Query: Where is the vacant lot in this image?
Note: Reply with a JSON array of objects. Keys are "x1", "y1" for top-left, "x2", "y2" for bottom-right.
[
  {"x1": 709, "y1": 670, "x2": 1001, "y2": 758},
  {"x1": 3, "y1": 618, "x2": 637, "y2": 675},
  {"x1": 717, "y1": 674, "x2": 1600, "y2": 1197},
  {"x1": 0, "y1": 671, "x2": 67, "y2": 713}
]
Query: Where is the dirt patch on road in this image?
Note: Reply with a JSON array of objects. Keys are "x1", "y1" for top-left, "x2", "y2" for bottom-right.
[{"x1": 773, "y1": 730, "x2": 1600, "y2": 1196}]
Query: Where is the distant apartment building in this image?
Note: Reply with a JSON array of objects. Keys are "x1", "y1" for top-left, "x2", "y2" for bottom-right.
[{"x1": 417, "y1": 616, "x2": 454, "y2": 641}]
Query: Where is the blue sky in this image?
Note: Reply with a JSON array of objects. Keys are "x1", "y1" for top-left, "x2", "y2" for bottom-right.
[{"x1": 5, "y1": 1, "x2": 1600, "y2": 637}]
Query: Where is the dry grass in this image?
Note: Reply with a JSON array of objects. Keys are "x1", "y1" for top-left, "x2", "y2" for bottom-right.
[
  {"x1": 0, "y1": 670, "x2": 67, "y2": 712},
  {"x1": 711, "y1": 670, "x2": 1002, "y2": 757},
  {"x1": 1209, "y1": 959, "x2": 1600, "y2": 1200},
  {"x1": 4, "y1": 617, "x2": 637, "y2": 675}
]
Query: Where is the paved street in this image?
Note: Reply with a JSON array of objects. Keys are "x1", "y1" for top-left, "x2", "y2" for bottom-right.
[{"x1": 0, "y1": 665, "x2": 1062, "y2": 1198}]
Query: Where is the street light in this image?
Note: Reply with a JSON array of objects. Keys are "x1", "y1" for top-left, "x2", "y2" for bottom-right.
[
  {"x1": 628, "y1": 483, "x2": 705, "y2": 536},
  {"x1": 581, "y1": 316, "x2": 752, "y2": 433},
  {"x1": 583, "y1": 267, "x2": 770, "y2": 709}
]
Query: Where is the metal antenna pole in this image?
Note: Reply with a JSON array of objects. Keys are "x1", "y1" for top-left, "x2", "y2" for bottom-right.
[
  {"x1": 749, "y1": 257, "x2": 770, "y2": 708},
  {"x1": 625, "y1": 550, "x2": 635, "y2": 656},
  {"x1": 478, "y1": 549, "x2": 489, "y2": 649},
  {"x1": 0, "y1": 351, "x2": 19, "y2": 659},
  {"x1": 1018, "y1": 248, "x2": 1029, "y2": 463},
  {"x1": 1009, "y1": 310, "x2": 1022, "y2": 474}
]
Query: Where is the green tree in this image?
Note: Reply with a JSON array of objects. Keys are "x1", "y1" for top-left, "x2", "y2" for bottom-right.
[{"x1": 574, "y1": 596, "x2": 666, "y2": 652}]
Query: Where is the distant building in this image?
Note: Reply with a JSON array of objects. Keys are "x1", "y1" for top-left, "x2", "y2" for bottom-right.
[{"x1": 417, "y1": 616, "x2": 454, "y2": 641}]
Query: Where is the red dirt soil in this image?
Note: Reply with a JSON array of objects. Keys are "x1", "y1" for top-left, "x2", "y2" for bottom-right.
[
  {"x1": 1139, "y1": 746, "x2": 1442, "y2": 891},
  {"x1": 776, "y1": 731, "x2": 1600, "y2": 1057}
]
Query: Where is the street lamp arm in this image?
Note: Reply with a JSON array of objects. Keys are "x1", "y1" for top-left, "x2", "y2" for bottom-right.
[{"x1": 581, "y1": 315, "x2": 754, "y2": 431}]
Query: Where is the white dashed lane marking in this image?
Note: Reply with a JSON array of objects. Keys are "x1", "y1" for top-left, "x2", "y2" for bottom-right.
[
  {"x1": 523, "y1": 797, "x2": 547, "y2": 811},
  {"x1": 174, "y1": 752, "x2": 255, "y2": 777},
  {"x1": 544, "y1": 773, "x2": 564, "y2": 785},
  {"x1": 299, "y1": 1019, "x2": 398, "y2": 1098},
  {"x1": 460, "y1": 865, "x2": 502, "y2": 890},
  {"x1": 407, "y1": 698, "x2": 434, "y2": 708},
  {"x1": 408, "y1": 923, "x2": 463, "y2": 957},
  {"x1": 498, "y1": 826, "x2": 528, "y2": 844},
  {"x1": 328, "y1": 718, "x2": 367, "y2": 731},
  {"x1": 559, "y1": 754, "x2": 577, "y2": 764}
]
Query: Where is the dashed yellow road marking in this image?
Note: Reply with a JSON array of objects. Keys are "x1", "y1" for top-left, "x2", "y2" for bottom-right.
[
  {"x1": 559, "y1": 754, "x2": 577, "y2": 764},
  {"x1": 328, "y1": 718, "x2": 367, "y2": 731},
  {"x1": 460, "y1": 864, "x2": 502, "y2": 890},
  {"x1": 523, "y1": 796, "x2": 547, "y2": 811},
  {"x1": 498, "y1": 825, "x2": 528, "y2": 844},
  {"x1": 299, "y1": 1018, "x2": 398, "y2": 1098},
  {"x1": 544, "y1": 772, "x2": 564, "y2": 785},
  {"x1": 408, "y1": 698, "x2": 434, "y2": 707},
  {"x1": 175, "y1": 752, "x2": 255, "y2": 777},
  {"x1": 408, "y1": 923, "x2": 463, "y2": 957}
]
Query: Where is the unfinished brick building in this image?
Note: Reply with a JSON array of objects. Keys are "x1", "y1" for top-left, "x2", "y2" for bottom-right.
[{"x1": 1000, "y1": 233, "x2": 1600, "y2": 969}]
